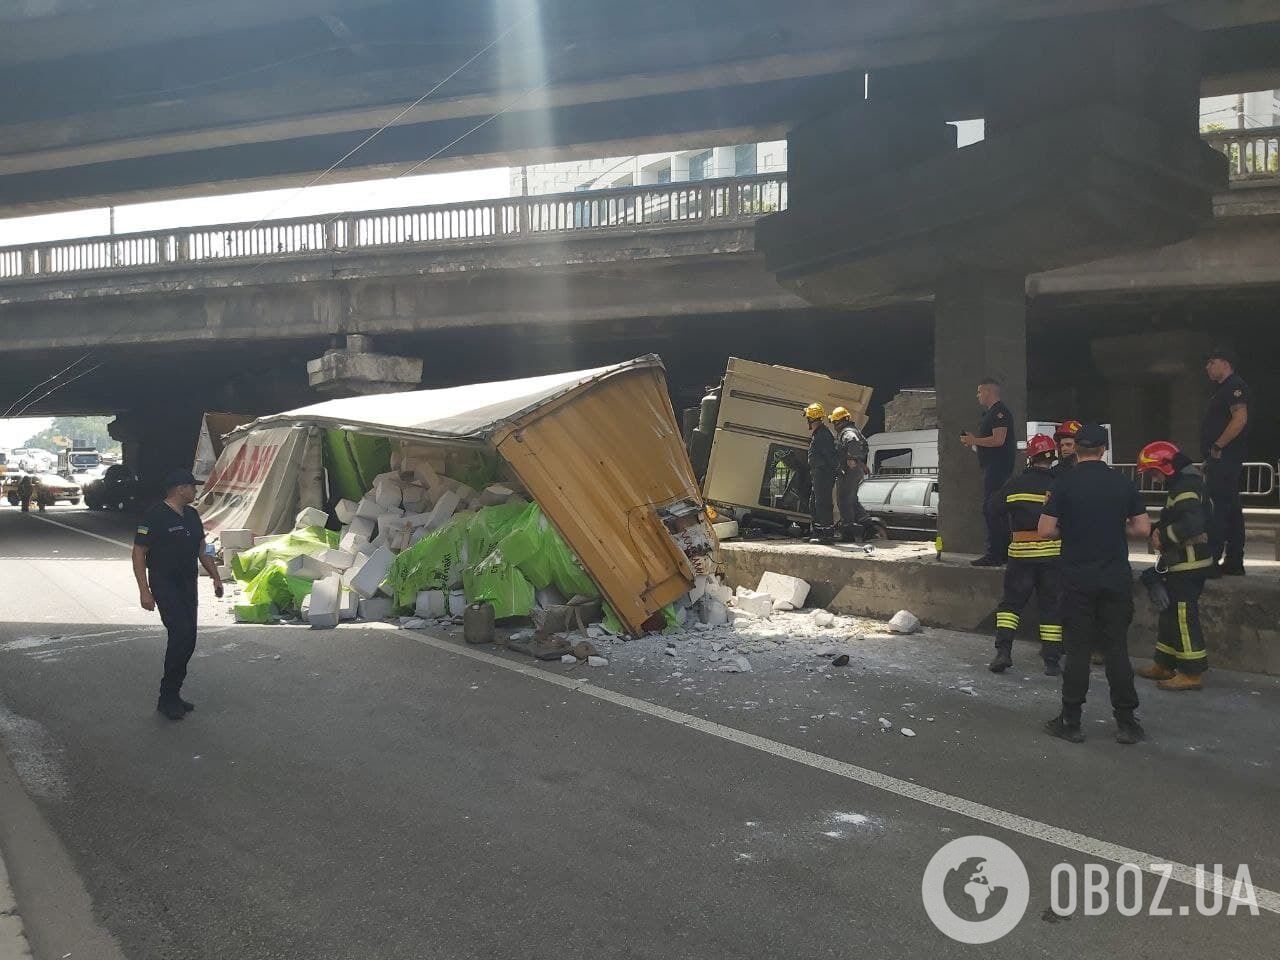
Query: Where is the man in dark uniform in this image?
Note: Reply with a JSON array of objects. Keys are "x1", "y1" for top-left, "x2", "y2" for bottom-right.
[
  {"x1": 961, "y1": 378, "x2": 1017, "y2": 566},
  {"x1": 1038, "y1": 424, "x2": 1150, "y2": 745},
  {"x1": 1134, "y1": 441, "x2": 1214, "y2": 691},
  {"x1": 989, "y1": 434, "x2": 1062, "y2": 676},
  {"x1": 1051, "y1": 419, "x2": 1082, "y2": 478},
  {"x1": 831, "y1": 405, "x2": 869, "y2": 541},
  {"x1": 132, "y1": 469, "x2": 223, "y2": 720},
  {"x1": 16, "y1": 473, "x2": 34, "y2": 512},
  {"x1": 1201, "y1": 347, "x2": 1249, "y2": 576},
  {"x1": 804, "y1": 402, "x2": 838, "y2": 545}
]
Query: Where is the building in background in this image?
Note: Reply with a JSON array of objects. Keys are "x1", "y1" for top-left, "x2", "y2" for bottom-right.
[
  {"x1": 512, "y1": 142, "x2": 787, "y2": 196},
  {"x1": 1200, "y1": 89, "x2": 1280, "y2": 130}
]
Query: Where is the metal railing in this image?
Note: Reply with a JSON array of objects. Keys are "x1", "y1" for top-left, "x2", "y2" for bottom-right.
[
  {"x1": 1203, "y1": 125, "x2": 1280, "y2": 182},
  {"x1": 1113, "y1": 461, "x2": 1277, "y2": 499},
  {"x1": 0, "y1": 173, "x2": 787, "y2": 283}
]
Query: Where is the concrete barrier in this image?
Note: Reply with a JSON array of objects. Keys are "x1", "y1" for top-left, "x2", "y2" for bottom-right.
[{"x1": 721, "y1": 542, "x2": 1280, "y2": 676}]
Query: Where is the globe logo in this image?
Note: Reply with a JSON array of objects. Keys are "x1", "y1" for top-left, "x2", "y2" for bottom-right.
[{"x1": 922, "y1": 836, "x2": 1030, "y2": 943}]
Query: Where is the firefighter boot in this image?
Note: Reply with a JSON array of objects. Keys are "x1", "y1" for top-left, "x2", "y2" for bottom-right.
[
  {"x1": 988, "y1": 641, "x2": 1013, "y2": 674},
  {"x1": 1115, "y1": 711, "x2": 1146, "y2": 745},
  {"x1": 1136, "y1": 663, "x2": 1175, "y2": 681},
  {"x1": 1157, "y1": 672, "x2": 1203, "y2": 692}
]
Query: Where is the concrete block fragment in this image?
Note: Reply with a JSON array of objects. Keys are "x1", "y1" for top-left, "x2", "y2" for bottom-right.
[
  {"x1": 706, "y1": 581, "x2": 734, "y2": 604},
  {"x1": 295, "y1": 506, "x2": 329, "y2": 529},
  {"x1": 220, "y1": 528, "x2": 254, "y2": 551},
  {"x1": 733, "y1": 588, "x2": 774, "y2": 618},
  {"x1": 374, "y1": 476, "x2": 403, "y2": 510},
  {"x1": 308, "y1": 574, "x2": 342, "y2": 629},
  {"x1": 415, "y1": 589, "x2": 447, "y2": 618},
  {"x1": 401, "y1": 511, "x2": 432, "y2": 528},
  {"x1": 340, "y1": 589, "x2": 359, "y2": 621},
  {"x1": 813, "y1": 610, "x2": 836, "y2": 628},
  {"x1": 888, "y1": 610, "x2": 921, "y2": 634},
  {"x1": 317, "y1": 548, "x2": 355, "y2": 571},
  {"x1": 334, "y1": 498, "x2": 360, "y2": 524},
  {"x1": 587, "y1": 656, "x2": 609, "y2": 668},
  {"x1": 561, "y1": 653, "x2": 578, "y2": 664},
  {"x1": 348, "y1": 516, "x2": 376, "y2": 541},
  {"x1": 339, "y1": 531, "x2": 369, "y2": 555},
  {"x1": 425, "y1": 489, "x2": 461, "y2": 531},
  {"x1": 285, "y1": 554, "x2": 330, "y2": 581},
  {"x1": 349, "y1": 546, "x2": 393, "y2": 599},
  {"x1": 757, "y1": 571, "x2": 810, "y2": 610},
  {"x1": 357, "y1": 596, "x2": 394, "y2": 621},
  {"x1": 698, "y1": 597, "x2": 729, "y2": 626},
  {"x1": 355, "y1": 496, "x2": 383, "y2": 520}
]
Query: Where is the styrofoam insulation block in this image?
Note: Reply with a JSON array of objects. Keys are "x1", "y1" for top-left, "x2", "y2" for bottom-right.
[
  {"x1": 355, "y1": 497, "x2": 383, "y2": 520},
  {"x1": 317, "y1": 548, "x2": 355, "y2": 571},
  {"x1": 374, "y1": 476, "x2": 403, "y2": 510},
  {"x1": 339, "y1": 531, "x2": 369, "y2": 555},
  {"x1": 734, "y1": 590, "x2": 774, "y2": 618},
  {"x1": 424, "y1": 489, "x2": 461, "y2": 531},
  {"x1": 349, "y1": 546, "x2": 393, "y2": 599},
  {"x1": 757, "y1": 571, "x2": 810, "y2": 610},
  {"x1": 334, "y1": 499, "x2": 360, "y2": 524},
  {"x1": 295, "y1": 506, "x2": 329, "y2": 529},
  {"x1": 340, "y1": 589, "x2": 359, "y2": 621},
  {"x1": 415, "y1": 589, "x2": 447, "y2": 618},
  {"x1": 285, "y1": 554, "x2": 331, "y2": 581},
  {"x1": 348, "y1": 516, "x2": 376, "y2": 541},
  {"x1": 220, "y1": 529, "x2": 254, "y2": 551},
  {"x1": 358, "y1": 596, "x2": 394, "y2": 621},
  {"x1": 308, "y1": 574, "x2": 342, "y2": 629}
]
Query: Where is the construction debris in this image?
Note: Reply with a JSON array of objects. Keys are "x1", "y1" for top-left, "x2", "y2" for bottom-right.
[{"x1": 888, "y1": 610, "x2": 922, "y2": 635}]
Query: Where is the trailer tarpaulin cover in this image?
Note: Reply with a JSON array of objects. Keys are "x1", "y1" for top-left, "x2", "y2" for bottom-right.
[
  {"x1": 213, "y1": 357, "x2": 710, "y2": 634},
  {"x1": 197, "y1": 425, "x2": 313, "y2": 537}
]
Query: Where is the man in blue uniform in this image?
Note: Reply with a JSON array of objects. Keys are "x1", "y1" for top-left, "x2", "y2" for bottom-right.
[
  {"x1": 961, "y1": 378, "x2": 1017, "y2": 567},
  {"x1": 132, "y1": 469, "x2": 223, "y2": 720},
  {"x1": 1038, "y1": 425, "x2": 1150, "y2": 745},
  {"x1": 989, "y1": 434, "x2": 1062, "y2": 676},
  {"x1": 1201, "y1": 348, "x2": 1249, "y2": 576}
]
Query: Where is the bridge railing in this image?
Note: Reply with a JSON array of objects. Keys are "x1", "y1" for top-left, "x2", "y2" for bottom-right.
[
  {"x1": 0, "y1": 173, "x2": 787, "y2": 283},
  {"x1": 1203, "y1": 125, "x2": 1280, "y2": 182}
]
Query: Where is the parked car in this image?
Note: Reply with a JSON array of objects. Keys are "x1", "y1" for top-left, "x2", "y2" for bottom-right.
[
  {"x1": 857, "y1": 474, "x2": 939, "y2": 540},
  {"x1": 4, "y1": 472, "x2": 82, "y2": 507},
  {"x1": 84, "y1": 464, "x2": 139, "y2": 511}
]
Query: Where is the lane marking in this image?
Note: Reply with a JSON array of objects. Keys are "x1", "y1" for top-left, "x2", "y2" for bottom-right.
[
  {"x1": 25, "y1": 513, "x2": 133, "y2": 550},
  {"x1": 396, "y1": 628, "x2": 1280, "y2": 914}
]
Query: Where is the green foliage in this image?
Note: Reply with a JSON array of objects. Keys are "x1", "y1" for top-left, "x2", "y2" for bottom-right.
[{"x1": 22, "y1": 416, "x2": 121, "y2": 455}]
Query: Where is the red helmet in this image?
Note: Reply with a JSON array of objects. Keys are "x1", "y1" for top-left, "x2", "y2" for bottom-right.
[
  {"x1": 1055, "y1": 419, "x2": 1082, "y2": 441},
  {"x1": 1026, "y1": 433, "x2": 1056, "y2": 460},
  {"x1": 1137, "y1": 440, "x2": 1179, "y2": 477}
]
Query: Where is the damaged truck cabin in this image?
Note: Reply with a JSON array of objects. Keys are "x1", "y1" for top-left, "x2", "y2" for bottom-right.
[{"x1": 196, "y1": 355, "x2": 718, "y2": 636}]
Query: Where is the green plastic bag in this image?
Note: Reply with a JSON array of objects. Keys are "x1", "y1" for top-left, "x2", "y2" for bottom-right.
[
  {"x1": 496, "y1": 503, "x2": 600, "y2": 599},
  {"x1": 464, "y1": 501, "x2": 529, "y2": 568},
  {"x1": 241, "y1": 559, "x2": 313, "y2": 616},
  {"x1": 230, "y1": 526, "x2": 339, "y2": 582},
  {"x1": 463, "y1": 554, "x2": 535, "y2": 619},
  {"x1": 387, "y1": 513, "x2": 471, "y2": 609},
  {"x1": 233, "y1": 602, "x2": 276, "y2": 624}
]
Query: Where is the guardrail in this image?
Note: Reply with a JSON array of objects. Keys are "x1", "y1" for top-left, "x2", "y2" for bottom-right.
[
  {"x1": 1203, "y1": 125, "x2": 1280, "y2": 182},
  {"x1": 1113, "y1": 461, "x2": 1277, "y2": 498},
  {"x1": 0, "y1": 173, "x2": 787, "y2": 283}
]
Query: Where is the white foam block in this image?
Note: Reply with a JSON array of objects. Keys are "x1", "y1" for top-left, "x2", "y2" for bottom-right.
[
  {"x1": 220, "y1": 529, "x2": 254, "y2": 551},
  {"x1": 339, "y1": 531, "x2": 369, "y2": 555},
  {"x1": 295, "y1": 506, "x2": 329, "y2": 529},
  {"x1": 400, "y1": 484, "x2": 430, "y2": 511},
  {"x1": 373, "y1": 476, "x2": 403, "y2": 510},
  {"x1": 415, "y1": 589, "x2": 447, "y2": 618},
  {"x1": 733, "y1": 589, "x2": 774, "y2": 618},
  {"x1": 358, "y1": 596, "x2": 394, "y2": 621},
  {"x1": 355, "y1": 497, "x2": 383, "y2": 520},
  {"x1": 349, "y1": 545, "x2": 393, "y2": 599},
  {"x1": 334, "y1": 499, "x2": 360, "y2": 524},
  {"x1": 756, "y1": 571, "x2": 810, "y2": 610},
  {"x1": 348, "y1": 515, "x2": 376, "y2": 541},
  {"x1": 424, "y1": 489, "x2": 461, "y2": 531},
  {"x1": 340, "y1": 589, "x2": 359, "y2": 621},
  {"x1": 308, "y1": 574, "x2": 342, "y2": 629},
  {"x1": 317, "y1": 548, "x2": 355, "y2": 571},
  {"x1": 285, "y1": 554, "x2": 331, "y2": 581}
]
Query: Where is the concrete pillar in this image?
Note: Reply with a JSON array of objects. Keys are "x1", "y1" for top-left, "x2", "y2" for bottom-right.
[{"x1": 934, "y1": 269, "x2": 1027, "y2": 555}]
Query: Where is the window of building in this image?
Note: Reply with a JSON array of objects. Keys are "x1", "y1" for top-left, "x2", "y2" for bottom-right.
[
  {"x1": 687, "y1": 150, "x2": 713, "y2": 181},
  {"x1": 734, "y1": 144, "x2": 757, "y2": 176}
]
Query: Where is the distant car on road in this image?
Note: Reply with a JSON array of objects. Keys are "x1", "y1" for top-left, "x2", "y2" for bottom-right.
[
  {"x1": 4, "y1": 472, "x2": 82, "y2": 508},
  {"x1": 84, "y1": 464, "x2": 139, "y2": 511}
]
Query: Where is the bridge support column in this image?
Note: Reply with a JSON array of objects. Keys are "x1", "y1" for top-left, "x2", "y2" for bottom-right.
[{"x1": 109, "y1": 407, "x2": 205, "y2": 499}]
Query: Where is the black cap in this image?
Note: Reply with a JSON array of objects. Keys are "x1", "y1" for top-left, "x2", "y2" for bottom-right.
[
  {"x1": 163, "y1": 468, "x2": 198, "y2": 490},
  {"x1": 1206, "y1": 346, "x2": 1239, "y2": 368},
  {"x1": 1076, "y1": 424, "x2": 1108, "y2": 448}
]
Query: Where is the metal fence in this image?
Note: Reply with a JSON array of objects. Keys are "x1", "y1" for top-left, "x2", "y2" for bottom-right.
[
  {"x1": 0, "y1": 173, "x2": 787, "y2": 282},
  {"x1": 1113, "y1": 461, "x2": 1277, "y2": 498}
]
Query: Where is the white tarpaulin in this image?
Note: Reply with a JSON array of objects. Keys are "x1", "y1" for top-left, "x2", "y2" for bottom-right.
[
  {"x1": 227, "y1": 360, "x2": 643, "y2": 443},
  {"x1": 197, "y1": 425, "x2": 314, "y2": 536}
]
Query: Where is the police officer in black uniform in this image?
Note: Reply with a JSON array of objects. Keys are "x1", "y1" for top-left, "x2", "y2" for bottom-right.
[
  {"x1": 1134, "y1": 441, "x2": 1214, "y2": 691},
  {"x1": 1038, "y1": 424, "x2": 1150, "y2": 745},
  {"x1": 961, "y1": 378, "x2": 1017, "y2": 566},
  {"x1": 804, "y1": 402, "x2": 838, "y2": 545},
  {"x1": 132, "y1": 469, "x2": 223, "y2": 720},
  {"x1": 1201, "y1": 347, "x2": 1250, "y2": 576},
  {"x1": 831, "y1": 406, "x2": 870, "y2": 541},
  {"x1": 989, "y1": 434, "x2": 1062, "y2": 676}
]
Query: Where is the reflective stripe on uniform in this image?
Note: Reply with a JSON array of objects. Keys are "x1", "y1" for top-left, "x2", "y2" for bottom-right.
[
  {"x1": 995, "y1": 612, "x2": 1020, "y2": 629},
  {"x1": 1167, "y1": 491, "x2": 1200, "y2": 506},
  {"x1": 1168, "y1": 557, "x2": 1214, "y2": 573},
  {"x1": 1008, "y1": 541, "x2": 1061, "y2": 558},
  {"x1": 1006, "y1": 493, "x2": 1048, "y2": 504},
  {"x1": 1039, "y1": 624, "x2": 1063, "y2": 643}
]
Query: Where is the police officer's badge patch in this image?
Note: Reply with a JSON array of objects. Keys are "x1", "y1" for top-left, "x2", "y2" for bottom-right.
[{"x1": 1234, "y1": 389, "x2": 1243, "y2": 398}]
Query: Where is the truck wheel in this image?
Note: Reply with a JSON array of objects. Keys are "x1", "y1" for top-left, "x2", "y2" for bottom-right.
[{"x1": 69, "y1": 498, "x2": 81, "y2": 506}]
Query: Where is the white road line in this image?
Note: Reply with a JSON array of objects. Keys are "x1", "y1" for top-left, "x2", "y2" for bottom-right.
[
  {"x1": 25, "y1": 513, "x2": 132, "y2": 550},
  {"x1": 396, "y1": 628, "x2": 1280, "y2": 914}
]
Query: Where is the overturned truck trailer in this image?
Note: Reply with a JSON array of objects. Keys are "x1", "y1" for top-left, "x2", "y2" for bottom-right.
[{"x1": 196, "y1": 356, "x2": 717, "y2": 636}]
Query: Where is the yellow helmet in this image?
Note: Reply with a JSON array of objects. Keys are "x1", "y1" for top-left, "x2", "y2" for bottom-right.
[
  {"x1": 830, "y1": 406, "x2": 852, "y2": 423},
  {"x1": 804, "y1": 402, "x2": 827, "y2": 420}
]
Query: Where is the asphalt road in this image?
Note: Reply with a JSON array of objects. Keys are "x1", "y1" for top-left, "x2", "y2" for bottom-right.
[{"x1": 0, "y1": 504, "x2": 1277, "y2": 959}]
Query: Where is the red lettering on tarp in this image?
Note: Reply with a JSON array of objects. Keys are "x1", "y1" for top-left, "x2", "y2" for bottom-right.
[{"x1": 204, "y1": 441, "x2": 281, "y2": 494}]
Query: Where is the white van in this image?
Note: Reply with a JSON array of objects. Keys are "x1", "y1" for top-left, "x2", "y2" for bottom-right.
[{"x1": 868, "y1": 423, "x2": 1114, "y2": 475}]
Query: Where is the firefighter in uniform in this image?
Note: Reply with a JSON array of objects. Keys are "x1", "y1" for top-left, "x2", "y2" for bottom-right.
[
  {"x1": 830, "y1": 406, "x2": 869, "y2": 541},
  {"x1": 1135, "y1": 441, "x2": 1214, "y2": 690},
  {"x1": 804, "y1": 402, "x2": 838, "y2": 545},
  {"x1": 989, "y1": 434, "x2": 1063, "y2": 676},
  {"x1": 17, "y1": 473, "x2": 35, "y2": 512},
  {"x1": 1037, "y1": 424, "x2": 1150, "y2": 745},
  {"x1": 1051, "y1": 419, "x2": 1082, "y2": 478},
  {"x1": 132, "y1": 469, "x2": 224, "y2": 720}
]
